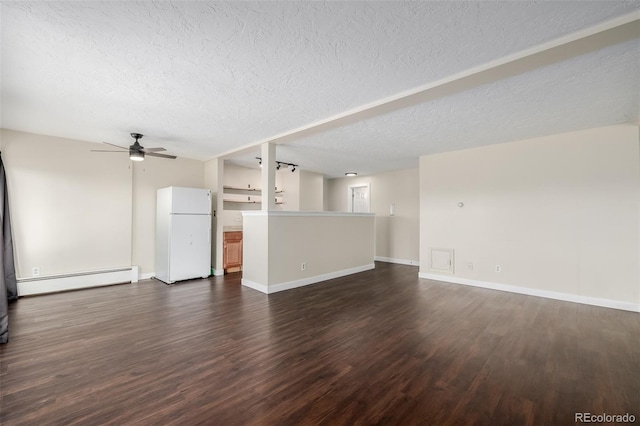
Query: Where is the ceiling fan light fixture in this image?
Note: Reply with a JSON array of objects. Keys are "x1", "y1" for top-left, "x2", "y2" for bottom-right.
[
  {"x1": 94, "y1": 132, "x2": 175, "y2": 160},
  {"x1": 130, "y1": 150, "x2": 144, "y2": 161}
]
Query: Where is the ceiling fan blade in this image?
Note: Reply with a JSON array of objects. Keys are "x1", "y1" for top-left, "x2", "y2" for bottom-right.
[
  {"x1": 102, "y1": 142, "x2": 128, "y2": 150},
  {"x1": 91, "y1": 150, "x2": 126, "y2": 152},
  {"x1": 142, "y1": 147, "x2": 166, "y2": 152},
  {"x1": 146, "y1": 152, "x2": 177, "y2": 159}
]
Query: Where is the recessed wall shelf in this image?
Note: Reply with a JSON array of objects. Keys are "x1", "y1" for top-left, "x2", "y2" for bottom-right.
[
  {"x1": 223, "y1": 186, "x2": 259, "y2": 191},
  {"x1": 223, "y1": 185, "x2": 284, "y2": 210},
  {"x1": 223, "y1": 200, "x2": 283, "y2": 205},
  {"x1": 223, "y1": 186, "x2": 283, "y2": 193}
]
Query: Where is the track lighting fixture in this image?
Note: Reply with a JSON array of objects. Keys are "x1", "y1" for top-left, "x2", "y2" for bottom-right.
[{"x1": 255, "y1": 157, "x2": 298, "y2": 172}]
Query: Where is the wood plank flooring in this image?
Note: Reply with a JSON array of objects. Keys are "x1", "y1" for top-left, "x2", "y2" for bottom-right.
[{"x1": 1, "y1": 262, "x2": 638, "y2": 425}]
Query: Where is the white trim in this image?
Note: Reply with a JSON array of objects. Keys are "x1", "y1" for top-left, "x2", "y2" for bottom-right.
[
  {"x1": 240, "y1": 278, "x2": 269, "y2": 294},
  {"x1": 375, "y1": 256, "x2": 419, "y2": 266},
  {"x1": 131, "y1": 266, "x2": 139, "y2": 283},
  {"x1": 242, "y1": 210, "x2": 374, "y2": 217},
  {"x1": 242, "y1": 263, "x2": 376, "y2": 294},
  {"x1": 17, "y1": 268, "x2": 132, "y2": 296},
  {"x1": 212, "y1": 268, "x2": 224, "y2": 276},
  {"x1": 418, "y1": 273, "x2": 640, "y2": 313}
]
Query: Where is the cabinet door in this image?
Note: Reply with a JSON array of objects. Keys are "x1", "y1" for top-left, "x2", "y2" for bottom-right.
[{"x1": 223, "y1": 238, "x2": 243, "y2": 269}]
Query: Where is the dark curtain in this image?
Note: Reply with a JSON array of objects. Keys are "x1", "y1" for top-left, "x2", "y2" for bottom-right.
[{"x1": 0, "y1": 153, "x2": 17, "y2": 344}]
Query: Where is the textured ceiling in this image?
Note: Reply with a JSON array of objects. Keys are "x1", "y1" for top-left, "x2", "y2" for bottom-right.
[{"x1": 1, "y1": 1, "x2": 639, "y2": 177}]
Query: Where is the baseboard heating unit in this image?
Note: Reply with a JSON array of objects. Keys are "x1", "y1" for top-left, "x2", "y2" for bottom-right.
[{"x1": 16, "y1": 267, "x2": 138, "y2": 296}]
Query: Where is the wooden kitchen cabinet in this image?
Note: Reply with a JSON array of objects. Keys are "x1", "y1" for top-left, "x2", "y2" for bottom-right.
[{"x1": 223, "y1": 231, "x2": 243, "y2": 272}]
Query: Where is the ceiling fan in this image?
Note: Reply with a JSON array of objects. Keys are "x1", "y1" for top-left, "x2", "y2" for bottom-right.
[{"x1": 91, "y1": 133, "x2": 177, "y2": 161}]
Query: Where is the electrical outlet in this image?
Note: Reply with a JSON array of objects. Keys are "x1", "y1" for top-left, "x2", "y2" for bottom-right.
[
  {"x1": 301, "y1": 262, "x2": 306, "y2": 271},
  {"x1": 467, "y1": 262, "x2": 473, "y2": 270},
  {"x1": 32, "y1": 267, "x2": 40, "y2": 276},
  {"x1": 495, "y1": 265, "x2": 501, "y2": 273}
]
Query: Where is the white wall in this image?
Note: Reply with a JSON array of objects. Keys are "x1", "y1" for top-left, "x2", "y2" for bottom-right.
[
  {"x1": 419, "y1": 124, "x2": 640, "y2": 310},
  {"x1": 299, "y1": 170, "x2": 324, "y2": 211},
  {"x1": 224, "y1": 163, "x2": 263, "y2": 190},
  {"x1": 242, "y1": 211, "x2": 375, "y2": 293},
  {"x1": 278, "y1": 167, "x2": 300, "y2": 211},
  {"x1": 241, "y1": 213, "x2": 269, "y2": 285},
  {"x1": 327, "y1": 168, "x2": 419, "y2": 265},
  {"x1": 2, "y1": 129, "x2": 132, "y2": 278},
  {"x1": 204, "y1": 158, "x2": 222, "y2": 273},
  {"x1": 1, "y1": 129, "x2": 204, "y2": 283},
  {"x1": 323, "y1": 177, "x2": 330, "y2": 211}
]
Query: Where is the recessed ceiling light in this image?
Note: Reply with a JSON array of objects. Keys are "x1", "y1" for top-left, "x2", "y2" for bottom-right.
[{"x1": 345, "y1": 172, "x2": 357, "y2": 177}]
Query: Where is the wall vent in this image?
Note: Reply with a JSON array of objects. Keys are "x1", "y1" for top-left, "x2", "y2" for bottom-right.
[{"x1": 429, "y1": 248, "x2": 454, "y2": 274}]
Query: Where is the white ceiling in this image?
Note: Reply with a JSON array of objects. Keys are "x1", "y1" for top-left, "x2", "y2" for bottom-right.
[{"x1": 1, "y1": 1, "x2": 638, "y2": 177}]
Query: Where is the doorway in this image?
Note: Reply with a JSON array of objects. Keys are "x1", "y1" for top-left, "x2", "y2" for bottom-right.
[{"x1": 347, "y1": 183, "x2": 370, "y2": 213}]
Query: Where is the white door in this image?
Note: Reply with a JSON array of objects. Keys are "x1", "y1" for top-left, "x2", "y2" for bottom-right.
[
  {"x1": 348, "y1": 184, "x2": 370, "y2": 213},
  {"x1": 169, "y1": 214, "x2": 211, "y2": 282}
]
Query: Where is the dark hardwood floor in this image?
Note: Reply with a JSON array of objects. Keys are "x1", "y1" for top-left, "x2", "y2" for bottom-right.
[{"x1": 1, "y1": 262, "x2": 638, "y2": 425}]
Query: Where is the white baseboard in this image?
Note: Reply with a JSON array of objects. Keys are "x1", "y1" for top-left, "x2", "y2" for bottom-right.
[
  {"x1": 375, "y1": 256, "x2": 419, "y2": 266},
  {"x1": 418, "y1": 273, "x2": 640, "y2": 313},
  {"x1": 240, "y1": 278, "x2": 269, "y2": 294},
  {"x1": 242, "y1": 263, "x2": 376, "y2": 295},
  {"x1": 17, "y1": 268, "x2": 133, "y2": 296},
  {"x1": 212, "y1": 268, "x2": 224, "y2": 276},
  {"x1": 138, "y1": 271, "x2": 217, "y2": 281}
]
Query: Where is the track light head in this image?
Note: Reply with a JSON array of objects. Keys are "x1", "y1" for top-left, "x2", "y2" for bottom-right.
[{"x1": 257, "y1": 158, "x2": 297, "y2": 171}]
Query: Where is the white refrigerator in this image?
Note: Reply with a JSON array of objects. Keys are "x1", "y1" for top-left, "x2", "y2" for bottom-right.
[{"x1": 155, "y1": 186, "x2": 212, "y2": 284}]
